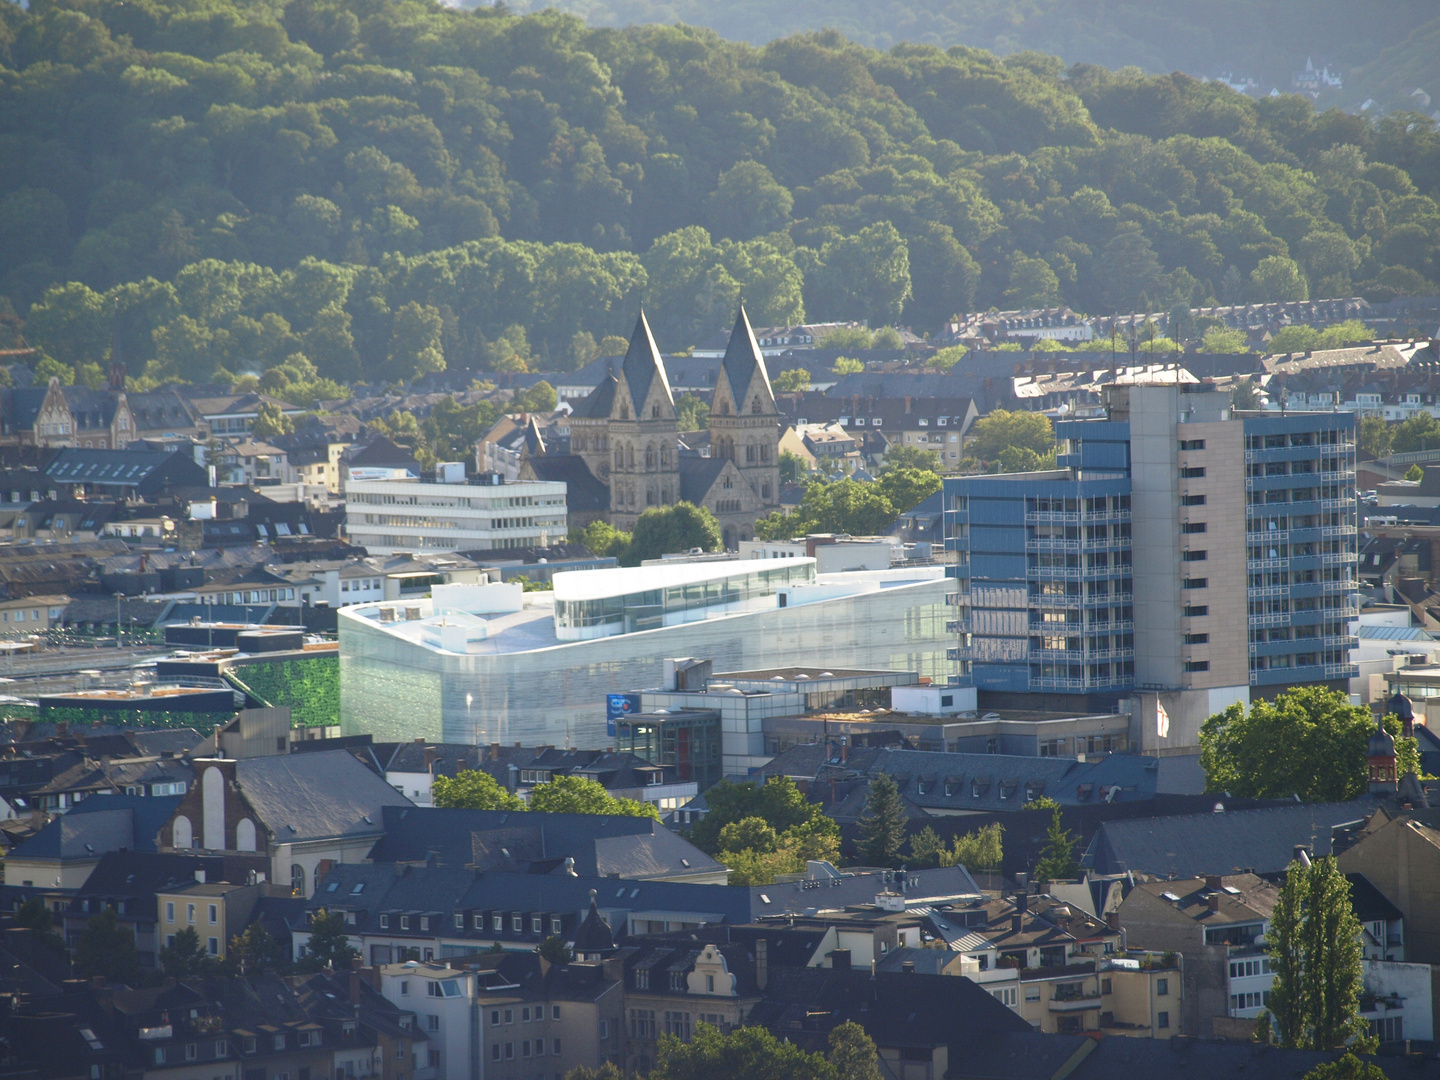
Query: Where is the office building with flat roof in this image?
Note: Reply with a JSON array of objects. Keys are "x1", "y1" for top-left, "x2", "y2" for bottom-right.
[
  {"x1": 345, "y1": 466, "x2": 567, "y2": 555},
  {"x1": 946, "y1": 383, "x2": 1358, "y2": 752},
  {"x1": 338, "y1": 560, "x2": 957, "y2": 747}
]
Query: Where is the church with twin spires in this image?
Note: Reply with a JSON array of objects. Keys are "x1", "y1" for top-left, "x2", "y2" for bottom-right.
[{"x1": 522, "y1": 305, "x2": 781, "y2": 547}]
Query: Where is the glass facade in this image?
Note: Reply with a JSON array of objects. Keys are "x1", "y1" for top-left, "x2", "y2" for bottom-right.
[
  {"x1": 340, "y1": 571, "x2": 954, "y2": 747},
  {"x1": 1241, "y1": 415, "x2": 1359, "y2": 685},
  {"x1": 615, "y1": 711, "x2": 723, "y2": 789},
  {"x1": 945, "y1": 408, "x2": 1357, "y2": 696},
  {"x1": 554, "y1": 561, "x2": 814, "y2": 638}
]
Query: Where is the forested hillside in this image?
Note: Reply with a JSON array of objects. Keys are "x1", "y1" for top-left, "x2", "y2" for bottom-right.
[
  {"x1": 515, "y1": 0, "x2": 1440, "y2": 116},
  {"x1": 1, "y1": 0, "x2": 1438, "y2": 388}
]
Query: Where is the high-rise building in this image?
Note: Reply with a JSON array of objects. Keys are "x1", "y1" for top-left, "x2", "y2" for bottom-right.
[{"x1": 945, "y1": 383, "x2": 1358, "y2": 751}]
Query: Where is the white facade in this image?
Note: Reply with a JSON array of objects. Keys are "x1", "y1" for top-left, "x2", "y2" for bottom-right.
[
  {"x1": 346, "y1": 477, "x2": 567, "y2": 555},
  {"x1": 378, "y1": 963, "x2": 476, "y2": 1080}
]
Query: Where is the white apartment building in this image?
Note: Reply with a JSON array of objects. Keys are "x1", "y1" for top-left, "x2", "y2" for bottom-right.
[{"x1": 345, "y1": 469, "x2": 567, "y2": 556}]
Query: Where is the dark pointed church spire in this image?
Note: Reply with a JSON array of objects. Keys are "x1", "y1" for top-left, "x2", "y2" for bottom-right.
[
  {"x1": 619, "y1": 307, "x2": 673, "y2": 417},
  {"x1": 720, "y1": 303, "x2": 774, "y2": 411}
]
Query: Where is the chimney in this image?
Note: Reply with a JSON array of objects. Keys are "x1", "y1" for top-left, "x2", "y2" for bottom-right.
[
  {"x1": 831, "y1": 948, "x2": 851, "y2": 972},
  {"x1": 414, "y1": 737, "x2": 425, "y2": 745},
  {"x1": 1017, "y1": 891, "x2": 1029, "y2": 913},
  {"x1": 755, "y1": 938, "x2": 768, "y2": 990},
  {"x1": 1208, "y1": 893, "x2": 1220, "y2": 913},
  {"x1": 901, "y1": 961, "x2": 915, "y2": 974},
  {"x1": 491, "y1": 742, "x2": 501, "y2": 761},
  {"x1": 349, "y1": 970, "x2": 364, "y2": 1004},
  {"x1": 1106, "y1": 911, "x2": 1120, "y2": 932},
  {"x1": 1011, "y1": 912, "x2": 1023, "y2": 934},
  {"x1": 424, "y1": 747, "x2": 437, "y2": 770},
  {"x1": 904, "y1": 396, "x2": 912, "y2": 415},
  {"x1": 1204, "y1": 875, "x2": 1221, "y2": 891}
]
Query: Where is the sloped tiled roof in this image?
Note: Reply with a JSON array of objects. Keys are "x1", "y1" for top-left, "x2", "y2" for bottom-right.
[{"x1": 231, "y1": 751, "x2": 412, "y2": 843}]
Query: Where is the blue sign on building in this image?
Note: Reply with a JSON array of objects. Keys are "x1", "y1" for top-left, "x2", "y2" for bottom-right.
[{"x1": 606, "y1": 693, "x2": 640, "y2": 737}]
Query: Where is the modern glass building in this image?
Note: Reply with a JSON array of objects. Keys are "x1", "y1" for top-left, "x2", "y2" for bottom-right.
[
  {"x1": 945, "y1": 384, "x2": 1357, "y2": 750},
  {"x1": 339, "y1": 560, "x2": 956, "y2": 747}
]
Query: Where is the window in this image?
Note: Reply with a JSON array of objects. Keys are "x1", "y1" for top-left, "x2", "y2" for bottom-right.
[
  {"x1": 400, "y1": 916, "x2": 410, "y2": 930},
  {"x1": 426, "y1": 1015, "x2": 440, "y2": 1032},
  {"x1": 1157, "y1": 978, "x2": 1169, "y2": 996},
  {"x1": 1179, "y1": 467, "x2": 1206, "y2": 478},
  {"x1": 1183, "y1": 605, "x2": 1208, "y2": 617},
  {"x1": 1181, "y1": 494, "x2": 1206, "y2": 506},
  {"x1": 1182, "y1": 578, "x2": 1207, "y2": 590},
  {"x1": 553, "y1": 1039, "x2": 562, "y2": 1055},
  {"x1": 1181, "y1": 522, "x2": 1206, "y2": 534},
  {"x1": 600, "y1": 1020, "x2": 609, "y2": 1040},
  {"x1": 492, "y1": 1045, "x2": 501, "y2": 1062},
  {"x1": 504, "y1": 1010, "x2": 513, "y2": 1025},
  {"x1": 552, "y1": 916, "x2": 562, "y2": 934},
  {"x1": 400, "y1": 981, "x2": 409, "y2": 996},
  {"x1": 1184, "y1": 633, "x2": 1209, "y2": 644},
  {"x1": 1179, "y1": 439, "x2": 1206, "y2": 451},
  {"x1": 1182, "y1": 550, "x2": 1207, "y2": 562},
  {"x1": 552, "y1": 1006, "x2": 561, "y2": 1020},
  {"x1": 494, "y1": 914, "x2": 504, "y2": 932},
  {"x1": 532, "y1": 914, "x2": 543, "y2": 934},
  {"x1": 209, "y1": 904, "x2": 218, "y2": 924},
  {"x1": 1158, "y1": 1011, "x2": 1169, "y2": 1029},
  {"x1": 505, "y1": 1043, "x2": 515, "y2": 1060},
  {"x1": 523, "y1": 1039, "x2": 532, "y2": 1058},
  {"x1": 455, "y1": 913, "x2": 464, "y2": 929},
  {"x1": 380, "y1": 915, "x2": 390, "y2": 929},
  {"x1": 420, "y1": 916, "x2": 429, "y2": 931},
  {"x1": 208, "y1": 937, "x2": 218, "y2": 955},
  {"x1": 1184, "y1": 660, "x2": 1210, "y2": 672},
  {"x1": 166, "y1": 902, "x2": 175, "y2": 922},
  {"x1": 187, "y1": 904, "x2": 196, "y2": 924},
  {"x1": 513, "y1": 914, "x2": 523, "y2": 932},
  {"x1": 522, "y1": 1007, "x2": 531, "y2": 1022}
]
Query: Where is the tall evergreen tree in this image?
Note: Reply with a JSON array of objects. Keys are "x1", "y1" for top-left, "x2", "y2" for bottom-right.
[
  {"x1": 857, "y1": 773, "x2": 907, "y2": 866},
  {"x1": 1033, "y1": 808, "x2": 1079, "y2": 883},
  {"x1": 1265, "y1": 856, "x2": 1373, "y2": 1051},
  {"x1": 73, "y1": 908, "x2": 140, "y2": 985},
  {"x1": 299, "y1": 908, "x2": 358, "y2": 973}
]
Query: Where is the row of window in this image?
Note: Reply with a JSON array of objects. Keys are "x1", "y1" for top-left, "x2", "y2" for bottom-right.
[
  {"x1": 164, "y1": 901, "x2": 219, "y2": 924},
  {"x1": 379, "y1": 911, "x2": 565, "y2": 936},
  {"x1": 492, "y1": 1038, "x2": 562, "y2": 1061}
]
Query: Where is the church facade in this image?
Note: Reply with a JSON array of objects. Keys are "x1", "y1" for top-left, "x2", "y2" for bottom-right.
[{"x1": 526, "y1": 306, "x2": 781, "y2": 547}]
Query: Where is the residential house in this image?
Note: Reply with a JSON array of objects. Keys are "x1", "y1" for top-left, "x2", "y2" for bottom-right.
[
  {"x1": 0, "y1": 378, "x2": 138, "y2": 449},
  {"x1": 6, "y1": 793, "x2": 186, "y2": 889},
  {"x1": 155, "y1": 880, "x2": 289, "y2": 962},
  {"x1": 290, "y1": 968, "x2": 435, "y2": 1080},
  {"x1": 212, "y1": 439, "x2": 292, "y2": 486},
  {"x1": 177, "y1": 389, "x2": 305, "y2": 438},
  {"x1": 158, "y1": 751, "x2": 414, "y2": 897},
  {"x1": 622, "y1": 937, "x2": 760, "y2": 1073},
  {"x1": 43, "y1": 446, "x2": 208, "y2": 500}
]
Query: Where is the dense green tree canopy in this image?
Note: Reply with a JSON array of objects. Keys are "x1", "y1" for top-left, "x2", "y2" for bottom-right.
[
  {"x1": 3, "y1": 0, "x2": 1439, "y2": 389},
  {"x1": 432, "y1": 768, "x2": 527, "y2": 810},
  {"x1": 1200, "y1": 687, "x2": 1421, "y2": 802}
]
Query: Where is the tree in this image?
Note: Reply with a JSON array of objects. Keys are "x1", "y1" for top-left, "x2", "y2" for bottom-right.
[
  {"x1": 780, "y1": 450, "x2": 809, "y2": 484},
  {"x1": 831, "y1": 355, "x2": 864, "y2": 376},
  {"x1": 882, "y1": 445, "x2": 941, "y2": 473},
  {"x1": 857, "y1": 773, "x2": 907, "y2": 866},
  {"x1": 159, "y1": 926, "x2": 215, "y2": 978},
  {"x1": 754, "y1": 477, "x2": 898, "y2": 539},
  {"x1": 717, "y1": 817, "x2": 780, "y2": 854},
  {"x1": 1266, "y1": 856, "x2": 1372, "y2": 1052},
  {"x1": 1358, "y1": 416, "x2": 1392, "y2": 460},
  {"x1": 623, "y1": 503, "x2": 723, "y2": 564},
  {"x1": 432, "y1": 769, "x2": 526, "y2": 811},
  {"x1": 573, "y1": 519, "x2": 632, "y2": 561},
  {"x1": 1250, "y1": 256, "x2": 1309, "y2": 302},
  {"x1": 1391, "y1": 412, "x2": 1440, "y2": 454},
  {"x1": 73, "y1": 908, "x2": 140, "y2": 984},
  {"x1": 229, "y1": 921, "x2": 284, "y2": 975},
  {"x1": 773, "y1": 368, "x2": 811, "y2": 393},
  {"x1": 251, "y1": 401, "x2": 294, "y2": 439},
  {"x1": 387, "y1": 302, "x2": 445, "y2": 382},
  {"x1": 14, "y1": 896, "x2": 66, "y2": 956},
  {"x1": 528, "y1": 775, "x2": 661, "y2": 819},
  {"x1": 817, "y1": 328, "x2": 873, "y2": 351},
  {"x1": 927, "y1": 344, "x2": 968, "y2": 371},
  {"x1": 965, "y1": 409, "x2": 1054, "y2": 463},
  {"x1": 949, "y1": 822, "x2": 1004, "y2": 872},
  {"x1": 1199, "y1": 687, "x2": 1421, "y2": 802},
  {"x1": 539, "y1": 935, "x2": 574, "y2": 965},
  {"x1": 704, "y1": 161, "x2": 794, "y2": 241},
  {"x1": 810, "y1": 222, "x2": 912, "y2": 329},
  {"x1": 1033, "y1": 808, "x2": 1078, "y2": 883},
  {"x1": 649, "y1": 1019, "x2": 837, "y2": 1080},
  {"x1": 676, "y1": 393, "x2": 711, "y2": 432},
  {"x1": 875, "y1": 467, "x2": 942, "y2": 512},
  {"x1": 1097, "y1": 229, "x2": 1166, "y2": 313},
  {"x1": 1004, "y1": 253, "x2": 1061, "y2": 309},
  {"x1": 1406, "y1": 464, "x2": 1424, "y2": 482},
  {"x1": 1202, "y1": 327, "x2": 1249, "y2": 353},
  {"x1": 300, "y1": 908, "x2": 358, "y2": 973},
  {"x1": 1231, "y1": 377, "x2": 1263, "y2": 410},
  {"x1": 1301, "y1": 1055, "x2": 1388, "y2": 1080},
  {"x1": 828, "y1": 1022, "x2": 882, "y2": 1080},
  {"x1": 688, "y1": 776, "x2": 837, "y2": 855}
]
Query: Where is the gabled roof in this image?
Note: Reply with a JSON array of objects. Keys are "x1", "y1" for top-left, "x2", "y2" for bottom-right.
[
  {"x1": 747, "y1": 865, "x2": 980, "y2": 918},
  {"x1": 678, "y1": 456, "x2": 730, "y2": 503},
  {"x1": 718, "y1": 305, "x2": 775, "y2": 414},
  {"x1": 1087, "y1": 800, "x2": 1378, "y2": 878},
  {"x1": 569, "y1": 372, "x2": 619, "y2": 420},
  {"x1": 521, "y1": 455, "x2": 608, "y2": 512},
  {"x1": 1345, "y1": 872, "x2": 1404, "y2": 923},
  {"x1": 366, "y1": 805, "x2": 722, "y2": 880},
  {"x1": 619, "y1": 309, "x2": 673, "y2": 417},
  {"x1": 228, "y1": 751, "x2": 412, "y2": 843}
]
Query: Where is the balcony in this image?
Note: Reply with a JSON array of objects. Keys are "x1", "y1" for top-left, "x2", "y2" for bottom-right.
[
  {"x1": 946, "y1": 620, "x2": 971, "y2": 634},
  {"x1": 1027, "y1": 538, "x2": 1081, "y2": 554},
  {"x1": 1247, "y1": 585, "x2": 1290, "y2": 600}
]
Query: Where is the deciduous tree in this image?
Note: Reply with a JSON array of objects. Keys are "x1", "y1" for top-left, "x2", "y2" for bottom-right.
[{"x1": 432, "y1": 769, "x2": 526, "y2": 811}]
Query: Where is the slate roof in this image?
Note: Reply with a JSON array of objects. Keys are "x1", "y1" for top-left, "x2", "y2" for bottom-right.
[
  {"x1": 1346, "y1": 872, "x2": 1405, "y2": 923},
  {"x1": 569, "y1": 371, "x2": 619, "y2": 419},
  {"x1": 306, "y1": 863, "x2": 752, "y2": 943},
  {"x1": 1086, "y1": 800, "x2": 1379, "y2": 878},
  {"x1": 69, "y1": 850, "x2": 241, "y2": 903},
  {"x1": 746, "y1": 966, "x2": 1030, "y2": 1054},
  {"x1": 521, "y1": 455, "x2": 609, "y2": 512},
  {"x1": 678, "y1": 455, "x2": 730, "y2": 503},
  {"x1": 10, "y1": 794, "x2": 183, "y2": 861},
  {"x1": 718, "y1": 305, "x2": 774, "y2": 413},
  {"x1": 43, "y1": 448, "x2": 206, "y2": 493},
  {"x1": 747, "y1": 865, "x2": 981, "y2": 918},
  {"x1": 231, "y1": 750, "x2": 413, "y2": 843},
  {"x1": 620, "y1": 309, "x2": 673, "y2": 416},
  {"x1": 366, "y1": 805, "x2": 722, "y2": 880}
]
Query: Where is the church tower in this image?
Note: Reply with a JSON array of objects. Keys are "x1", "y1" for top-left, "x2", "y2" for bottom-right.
[
  {"x1": 709, "y1": 304, "x2": 780, "y2": 515},
  {"x1": 607, "y1": 308, "x2": 679, "y2": 530}
]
